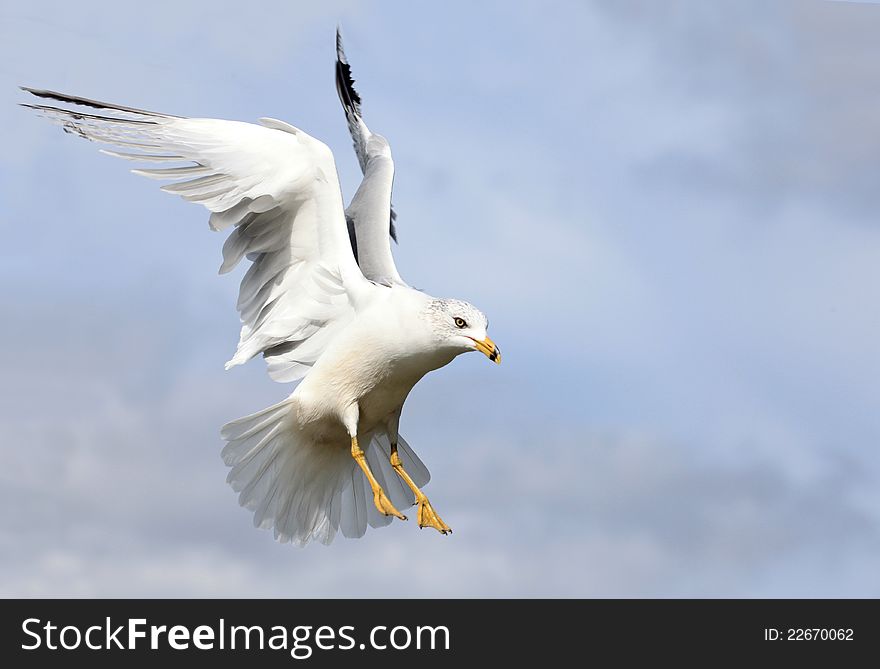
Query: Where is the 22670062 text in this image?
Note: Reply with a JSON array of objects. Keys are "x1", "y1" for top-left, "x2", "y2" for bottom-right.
[{"x1": 764, "y1": 628, "x2": 854, "y2": 641}]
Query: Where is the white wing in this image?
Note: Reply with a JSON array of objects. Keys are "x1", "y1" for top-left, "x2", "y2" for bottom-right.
[
  {"x1": 21, "y1": 87, "x2": 371, "y2": 383},
  {"x1": 335, "y1": 30, "x2": 404, "y2": 286}
]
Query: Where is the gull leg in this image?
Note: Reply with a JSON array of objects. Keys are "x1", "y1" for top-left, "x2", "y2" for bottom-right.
[
  {"x1": 351, "y1": 436, "x2": 407, "y2": 521},
  {"x1": 390, "y1": 441, "x2": 451, "y2": 535}
]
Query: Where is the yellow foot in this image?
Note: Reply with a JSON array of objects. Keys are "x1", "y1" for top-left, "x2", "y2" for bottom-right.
[
  {"x1": 373, "y1": 490, "x2": 407, "y2": 521},
  {"x1": 417, "y1": 496, "x2": 452, "y2": 534}
]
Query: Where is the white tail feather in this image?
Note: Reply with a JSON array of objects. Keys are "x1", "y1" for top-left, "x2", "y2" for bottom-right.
[{"x1": 221, "y1": 399, "x2": 430, "y2": 546}]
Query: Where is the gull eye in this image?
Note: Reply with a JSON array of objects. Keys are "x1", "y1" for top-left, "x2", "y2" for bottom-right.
[{"x1": 453, "y1": 317, "x2": 467, "y2": 329}]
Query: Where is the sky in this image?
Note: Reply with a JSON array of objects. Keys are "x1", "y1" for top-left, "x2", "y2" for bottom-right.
[{"x1": 1, "y1": 0, "x2": 878, "y2": 597}]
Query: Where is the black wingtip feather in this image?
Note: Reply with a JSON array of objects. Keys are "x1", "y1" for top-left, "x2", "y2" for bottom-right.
[
  {"x1": 334, "y1": 30, "x2": 362, "y2": 118},
  {"x1": 20, "y1": 102, "x2": 158, "y2": 125},
  {"x1": 19, "y1": 86, "x2": 179, "y2": 118}
]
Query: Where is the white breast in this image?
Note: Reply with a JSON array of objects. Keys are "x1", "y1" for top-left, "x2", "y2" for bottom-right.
[{"x1": 289, "y1": 285, "x2": 449, "y2": 438}]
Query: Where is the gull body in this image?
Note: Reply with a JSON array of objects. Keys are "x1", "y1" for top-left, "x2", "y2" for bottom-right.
[
  {"x1": 21, "y1": 30, "x2": 499, "y2": 545},
  {"x1": 293, "y1": 286, "x2": 445, "y2": 439}
]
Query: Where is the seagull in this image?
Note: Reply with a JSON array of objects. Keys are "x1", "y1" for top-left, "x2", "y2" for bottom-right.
[{"x1": 20, "y1": 29, "x2": 500, "y2": 546}]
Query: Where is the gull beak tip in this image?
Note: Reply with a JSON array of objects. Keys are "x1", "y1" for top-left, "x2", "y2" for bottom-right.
[{"x1": 474, "y1": 336, "x2": 501, "y2": 365}]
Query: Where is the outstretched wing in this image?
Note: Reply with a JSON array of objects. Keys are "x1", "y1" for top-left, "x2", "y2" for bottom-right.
[
  {"x1": 335, "y1": 29, "x2": 404, "y2": 286},
  {"x1": 21, "y1": 87, "x2": 372, "y2": 383}
]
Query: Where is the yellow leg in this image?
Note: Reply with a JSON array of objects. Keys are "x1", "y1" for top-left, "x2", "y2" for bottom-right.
[
  {"x1": 390, "y1": 444, "x2": 451, "y2": 535},
  {"x1": 351, "y1": 436, "x2": 406, "y2": 520}
]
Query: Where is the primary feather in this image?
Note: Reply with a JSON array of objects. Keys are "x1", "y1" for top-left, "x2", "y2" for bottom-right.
[{"x1": 335, "y1": 29, "x2": 403, "y2": 286}]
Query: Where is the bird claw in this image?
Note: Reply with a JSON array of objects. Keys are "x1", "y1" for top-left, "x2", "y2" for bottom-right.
[
  {"x1": 373, "y1": 491, "x2": 407, "y2": 521},
  {"x1": 417, "y1": 497, "x2": 452, "y2": 534}
]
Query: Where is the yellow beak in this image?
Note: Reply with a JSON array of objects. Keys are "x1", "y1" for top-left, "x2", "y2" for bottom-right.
[{"x1": 472, "y1": 336, "x2": 501, "y2": 364}]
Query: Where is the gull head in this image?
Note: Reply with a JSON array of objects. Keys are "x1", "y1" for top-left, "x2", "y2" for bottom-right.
[{"x1": 425, "y1": 298, "x2": 501, "y2": 364}]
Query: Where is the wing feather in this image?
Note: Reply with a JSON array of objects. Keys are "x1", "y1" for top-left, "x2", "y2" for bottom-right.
[
  {"x1": 21, "y1": 87, "x2": 371, "y2": 383},
  {"x1": 335, "y1": 29, "x2": 403, "y2": 285}
]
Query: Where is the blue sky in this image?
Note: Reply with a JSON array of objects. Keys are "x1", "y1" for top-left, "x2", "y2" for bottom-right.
[{"x1": 1, "y1": 0, "x2": 878, "y2": 596}]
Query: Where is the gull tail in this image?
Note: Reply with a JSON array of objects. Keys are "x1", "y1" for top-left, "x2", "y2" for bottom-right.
[{"x1": 220, "y1": 398, "x2": 429, "y2": 546}]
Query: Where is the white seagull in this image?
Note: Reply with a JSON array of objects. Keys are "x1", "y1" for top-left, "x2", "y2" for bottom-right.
[{"x1": 21, "y1": 30, "x2": 500, "y2": 546}]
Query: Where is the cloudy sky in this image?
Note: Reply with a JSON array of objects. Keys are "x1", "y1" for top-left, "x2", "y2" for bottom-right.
[{"x1": 1, "y1": 0, "x2": 878, "y2": 597}]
